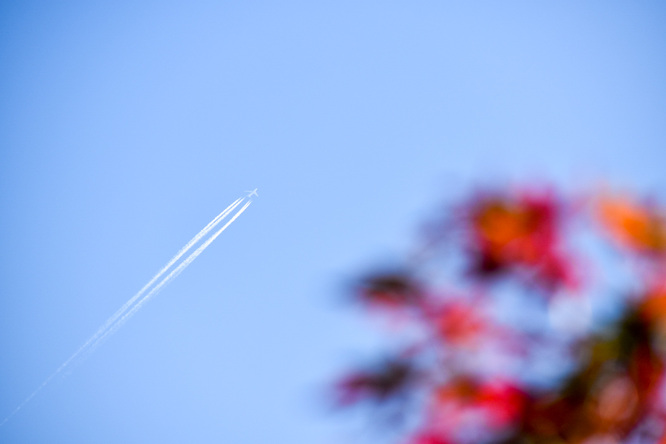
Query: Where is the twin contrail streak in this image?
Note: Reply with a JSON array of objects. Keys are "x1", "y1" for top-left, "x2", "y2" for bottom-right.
[
  {"x1": 87, "y1": 200, "x2": 252, "y2": 354},
  {"x1": 86, "y1": 197, "x2": 245, "y2": 353},
  {"x1": 0, "y1": 195, "x2": 253, "y2": 427}
]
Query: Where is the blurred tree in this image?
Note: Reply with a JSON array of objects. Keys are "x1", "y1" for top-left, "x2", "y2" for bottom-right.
[{"x1": 334, "y1": 185, "x2": 666, "y2": 444}]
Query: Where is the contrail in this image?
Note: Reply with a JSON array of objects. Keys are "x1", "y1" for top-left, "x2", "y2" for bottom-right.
[
  {"x1": 0, "y1": 196, "x2": 253, "y2": 427},
  {"x1": 93, "y1": 197, "x2": 244, "y2": 344},
  {"x1": 32, "y1": 197, "x2": 246, "y2": 381},
  {"x1": 86, "y1": 199, "x2": 253, "y2": 354},
  {"x1": 67, "y1": 197, "x2": 248, "y2": 365}
]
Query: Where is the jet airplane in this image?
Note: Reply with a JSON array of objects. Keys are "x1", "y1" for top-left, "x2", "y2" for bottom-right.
[{"x1": 246, "y1": 188, "x2": 259, "y2": 198}]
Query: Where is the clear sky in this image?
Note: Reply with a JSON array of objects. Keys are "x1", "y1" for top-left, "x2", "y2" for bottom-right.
[{"x1": 1, "y1": 1, "x2": 665, "y2": 443}]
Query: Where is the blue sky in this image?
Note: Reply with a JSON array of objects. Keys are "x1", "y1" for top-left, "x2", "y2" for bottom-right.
[{"x1": 1, "y1": 2, "x2": 665, "y2": 443}]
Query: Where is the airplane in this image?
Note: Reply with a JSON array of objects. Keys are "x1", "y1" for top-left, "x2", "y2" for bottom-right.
[{"x1": 246, "y1": 188, "x2": 259, "y2": 198}]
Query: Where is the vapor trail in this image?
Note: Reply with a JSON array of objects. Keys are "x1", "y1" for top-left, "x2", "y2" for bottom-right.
[
  {"x1": 37, "y1": 197, "x2": 245, "y2": 380},
  {"x1": 97, "y1": 197, "x2": 244, "y2": 339},
  {"x1": 88, "y1": 200, "x2": 253, "y2": 351},
  {"x1": 0, "y1": 196, "x2": 252, "y2": 427}
]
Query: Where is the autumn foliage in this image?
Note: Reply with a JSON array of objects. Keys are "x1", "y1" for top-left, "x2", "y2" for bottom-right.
[{"x1": 335, "y1": 186, "x2": 666, "y2": 444}]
